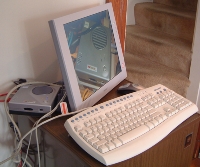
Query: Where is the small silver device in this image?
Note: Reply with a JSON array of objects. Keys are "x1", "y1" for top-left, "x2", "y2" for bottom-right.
[{"x1": 8, "y1": 84, "x2": 60, "y2": 115}]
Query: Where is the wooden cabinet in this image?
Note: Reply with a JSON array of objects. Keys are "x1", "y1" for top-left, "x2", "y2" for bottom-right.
[{"x1": 19, "y1": 80, "x2": 200, "y2": 167}]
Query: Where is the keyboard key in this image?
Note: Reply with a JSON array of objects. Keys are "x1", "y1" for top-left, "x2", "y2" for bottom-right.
[
  {"x1": 94, "y1": 139, "x2": 107, "y2": 149},
  {"x1": 98, "y1": 145, "x2": 109, "y2": 153},
  {"x1": 145, "y1": 122, "x2": 154, "y2": 130},
  {"x1": 79, "y1": 130, "x2": 87, "y2": 137},
  {"x1": 84, "y1": 121, "x2": 91, "y2": 127},
  {"x1": 88, "y1": 137, "x2": 99, "y2": 146},
  {"x1": 111, "y1": 139, "x2": 122, "y2": 147},
  {"x1": 118, "y1": 125, "x2": 149, "y2": 144},
  {"x1": 84, "y1": 134, "x2": 94, "y2": 142},
  {"x1": 105, "y1": 142, "x2": 116, "y2": 150},
  {"x1": 65, "y1": 84, "x2": 198, "y2": 166},
  {"x1": 74, "y1": 125, "x2": 82, "y2": 132},
  {"x1": 105, "y1": 112, "x2": 112, "y2": 117}
]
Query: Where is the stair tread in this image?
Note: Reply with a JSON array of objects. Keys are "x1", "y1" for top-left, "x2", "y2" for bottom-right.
[
  {"x1": 125, "y1": 25, "x2": 192, "y2": 77},
  {"x1": 124, "y1": 52, "x2": 190, "y2": 97},
  {"x1": 154, "y1": 0, "x2": 198, "y2": 12},
  {"x1": 126, "y1": 25, "x2": 192, "y2": 51},
  {"x1": 134, "y1": 2, "x2": 196, "y2": 41},
  {"x1": 136, "y1": 2, "x2": 196, "y2": 19}
]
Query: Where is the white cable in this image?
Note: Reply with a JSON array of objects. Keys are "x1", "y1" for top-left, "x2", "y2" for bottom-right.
[
  {"x1": 21, "y1": 82, "x2": 66, "y2": 167},
  {"x1": 21, "y1": 156, "x2": 32, "y2": 167},
  {"x1": 34, "y1": 91, "x2": 67, "y2": 167},
  {"x1": 12, "y1": 108, "x2": 86, "y2": 167},
  {"x1": 22, "y1": 130, "x2": 33, "y2": 167},
  {"x1": 0, "y1": 81, "x2": 84, "y2": 166},
  {"x1": 0, "y1": 81, "x2": 61, "y2": 165},
  {"x1": 35, "y1": 128, "x2": 40, "y2": 167}
]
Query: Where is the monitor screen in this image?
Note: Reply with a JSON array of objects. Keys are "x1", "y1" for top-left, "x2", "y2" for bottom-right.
[{"x1": 49, "y1": 3, "x2": 127, "y2": 111}]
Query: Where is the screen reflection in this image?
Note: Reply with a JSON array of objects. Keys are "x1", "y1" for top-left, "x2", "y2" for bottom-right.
[{"x1": 64, "y1": 10, "x2": 122, "y2": 101}]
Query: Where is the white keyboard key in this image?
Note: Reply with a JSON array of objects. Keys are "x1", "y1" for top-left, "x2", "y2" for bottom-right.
[
  {"x1": 94, "y1": 139, "x2": 107, "y2": 149},
  {"x1": 102, "y1": 127, "x2": 109, "y2": 132},
  {"x1": 108, "y1": 130, "x2": 115, "y2": 135},
  {"x1": 84, "y1": 121, "x2": 91, "y2": 127},
  {"x1": 84, "y1": 134, "x2": 94, "y2": 142},
  {"x1": 124, "y1": 127, "x2": 131, "y2": 132},
  {"x1": 74, "y1": 125, "x2": 82, "y2": 132},
  {"x1": 107, "y1": 124, "x2": 114, "y2": 130},
  {"x1": 98, "y1": 135, "x2": 106, "y2": 140},
  {"x1": 150, "y1": 119, "x2": 159, "y2": 126},
  {"x1": 89, "y1": 119, "x2": 96, "y2": 125},
  {"x1": 125, "y1": 104, "x2": 131, "y2": 109},
  {"x1": 90, "y1": 126, "x2": 97, "y2": 132},
  {"x1": 65, "y1": 84, "x2": 198, "y2": 166},
  {"x1": 123, "y1": 111, "x2": 129, "y2": 116},
  {"x1": 110, "y1": 117, "x2": 116, "y2": 122},
  {"x1": 94, "y1": 117, "x2": 101, "y2": 123},
  {"x1": 114, "y1": 108, "x2": 121, "y2": 113},
  {"x1": 105, "y1": 112, "x2": 112, "y2": 118},
  {"x1": 118, "y1": 113, "x2": 125, "y2": 118},
  {"x1": 95, "y1": 123, "x2": 102, "y2": 129},
  {"x1": 113, "y1": 127, "x2": 120, "y2": 132},
  {"x1": 119, "y1": 106, "x2": 126, "y2": 111},
  {"x1": 111, "y1": 139, "x2": 122, "y2": 147},
  {"x1": 154, "y1": 116, "x2": 163, "y2": 123},
  {"x1": 117, "y1": 119, "x2": 124, "y2": 124},
  {"x1": 105, "y1": 136, "x2": 113, "y2": 142},
  {"x1": 159, "y1": 114, "x2": 168, "y2": 120},
  {"x1": 93, "y1": 131, "x2": 100, "y2": 137},
  {"x1": 113, "y1": 115, "x2": 121, "y2": 121},
  {"x1": 118, "y1": 125, "x2": 149, "y2": 144},
  {"x1": 105, "y1": 142, "x2": 116, "y2": 150},
  {"x1": 99, "y1": 115, "x2": 106, "y2": 121},
  {"x1": 98, "y1": 145, "x2": 109, "y2": 153},
  {"x1": 177, "y1": 103, "x2": 186, "y2": 110},
  {"x1": 112, "y1": 123, "x2": 118, "y2": 128},
  {"x1": 104, "y1": 119, "x2": 112, "y2": 125},
  {"x1": 79, "y1": 130, "x2": 87, "y2": 137},
  {"x1": 111, "y1": 110, "x2": 117, "y2": 115},
  {"x1": 88, "y1": 137, "x2": 99, "y2": 146},
  {"x1": 145, "y1": 122, "x2": 154, "y2": 130},
  {"x1": 115, "y1": 132, "x2": 123, "y2": 137},
  {"x1": 148, "y1": 109, "x2": 157, "y2": 115},
  {"x1": 84, "y1": 128, "x2": 92, "y2": 134},
  {"x1": 100, "y1": 121, "x2": 107, "y2": 127}
]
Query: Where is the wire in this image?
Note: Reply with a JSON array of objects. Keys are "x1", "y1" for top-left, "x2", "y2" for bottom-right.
[
  {"x1": 0, "y1": 81, "x2": 61, "y2": 166},
  {"x1": 22, "y1": 130, "x2": 33, "y2": 167},
  {"x1": 33, "y1": 89, "x2": 67, "y2": 167},
  {"x1": 0, "y1": 92, "x2": 15, "y2": 102},
  {"x1": 0, "y1": 81, "x2": 88, "y2": 167},
  {"x1": 21, "y1": 84, "x2": 67, "y2": 167}
]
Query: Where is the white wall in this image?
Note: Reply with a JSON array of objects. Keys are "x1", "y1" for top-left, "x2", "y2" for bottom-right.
[
  {"x1": 0, "y1": 0, "x2": 105, "y2": 166},
  {"x1": 187, "y1": 0, "x2": 200, "y2": 110},
  {"x1": 127, "y1": 0, "x2": 153, "y2": 25}
]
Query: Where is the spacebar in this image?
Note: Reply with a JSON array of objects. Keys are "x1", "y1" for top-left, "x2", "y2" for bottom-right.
[{"x1": 118, "y1": 125, "x2": 149, "y2": 144}]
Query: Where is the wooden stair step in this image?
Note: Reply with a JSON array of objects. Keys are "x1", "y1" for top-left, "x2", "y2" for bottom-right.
[
  {"x1": 154, "y1": 0, "x2": 198, "y2": 12},
  {"x1": 124, "y1": 52, "x2": 190, "y2": 97},
  {"x1": 125, "y1": 25, "x2": 192, "y2": 77},
  {"x1": 134, "y1": 2, "x2": 196, "y2": 41}
]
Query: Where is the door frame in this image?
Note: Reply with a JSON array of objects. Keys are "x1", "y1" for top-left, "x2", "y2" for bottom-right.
[{"x1": 187, "y1": 0, "x2": 200, "y2": 109}]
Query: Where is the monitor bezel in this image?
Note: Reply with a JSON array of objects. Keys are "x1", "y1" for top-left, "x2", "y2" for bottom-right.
[{"x1": 49, "y1": 3, "x2": 127, "y2": 111}]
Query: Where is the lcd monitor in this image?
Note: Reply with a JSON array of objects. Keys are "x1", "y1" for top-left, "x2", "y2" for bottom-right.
[{"x1": 49, "y1": 3, "x2": 127, "y2": 111}]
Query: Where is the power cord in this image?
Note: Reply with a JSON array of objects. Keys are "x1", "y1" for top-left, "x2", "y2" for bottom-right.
[{"x1": 0, "y1": 81, "x2": 89, "y2": 167}]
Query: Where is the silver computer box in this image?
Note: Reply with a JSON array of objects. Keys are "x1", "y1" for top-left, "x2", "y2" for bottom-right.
[{"x1": 75, "y1": 25, "x2": 111, "y2": 86}]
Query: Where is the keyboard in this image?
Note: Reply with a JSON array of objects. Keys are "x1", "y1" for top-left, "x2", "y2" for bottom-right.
[{"x1": 64, "y1": 84, "x2": 198, "y2": 166}]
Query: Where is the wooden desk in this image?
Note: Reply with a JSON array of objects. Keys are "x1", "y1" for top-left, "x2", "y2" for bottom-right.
[{"x1": 21, "y1": 80, "x2": 200, "y2": 167}]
